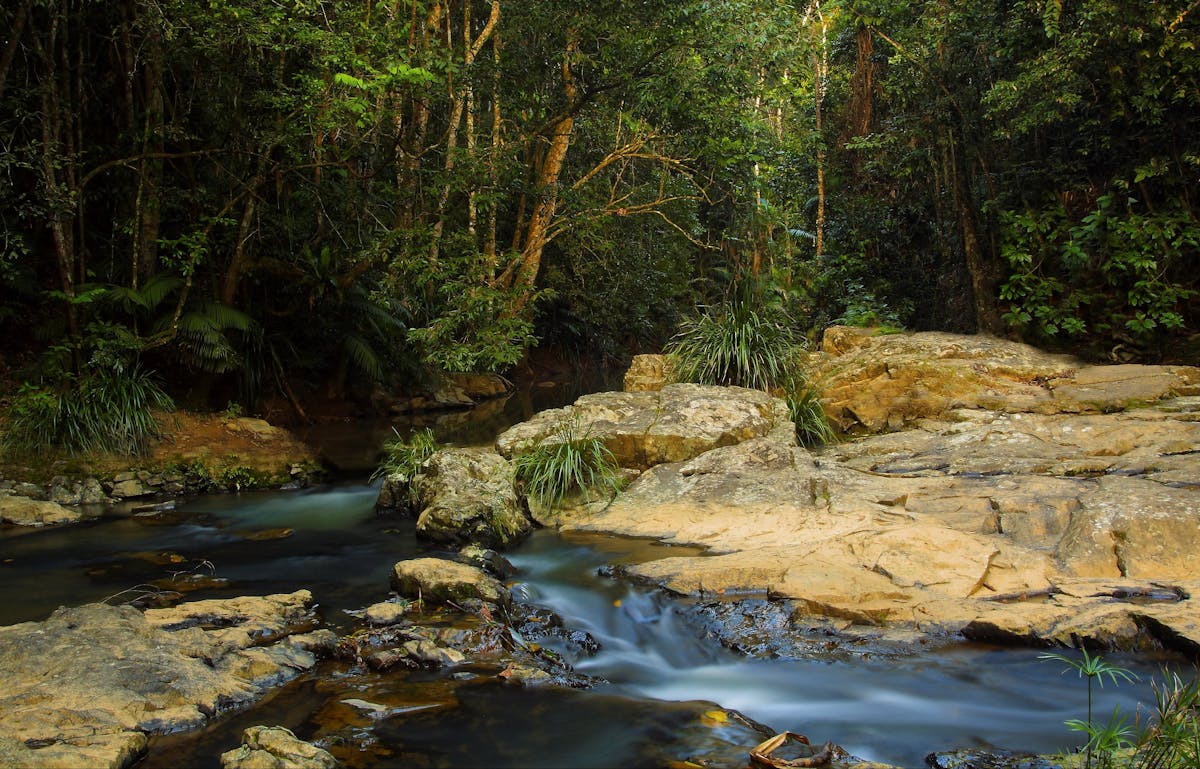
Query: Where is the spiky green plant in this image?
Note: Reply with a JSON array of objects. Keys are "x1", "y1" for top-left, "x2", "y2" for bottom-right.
[
  {"x1": 787, "y1": 382, "x2": 837, "y2": 447},
  {"x1": 512, "y1": 419, "x2": 622, "y2": 508},
  {"x1": 666, "y1": 283, "x2": 834, "y2": 446},
  {"x1": 666, "y1": 294, "x2": 800, "y2": 391},
  {"x1": 1132, "y1": 671, "x2": 1200, "y2": 769},
  {"x1": 371, "y1": 427, "x2": 439, "y2": 485},
  {"x1": 1042, "y1": 649, "x2": 1140, "y2": 769}
]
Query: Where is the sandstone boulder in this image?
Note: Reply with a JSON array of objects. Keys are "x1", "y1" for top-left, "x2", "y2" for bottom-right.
[
  {"x1": 810, "y1": 327, "x2": 1200, "y2": 434},
  {"x1": 623, "y1": 354, "x2": 669, "y2": 392},
  {"x1": 408, "y1": 448, "x2": 533, "y2": 549},
  {"x1": 220, "y1": 725, "x2": 337, "y2": 769},
  {"x1": 0, "y1": 591, "x2": 323, "y2": 769},
  {"x1": 496, "y1": 383, "x2": 793, "y2": 471},
  {"x1": 545, "y1": 352, "x2": 1200, "y2": 653},
  {"x1": 390, "y1": 557, "x2": 510, "y2": 608},
  {"x1": 0, "y1": 494, "x2": 84, "y2": 526}
]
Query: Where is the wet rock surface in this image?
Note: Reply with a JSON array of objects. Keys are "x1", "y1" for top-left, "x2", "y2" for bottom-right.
[
  {"x1": 220, "y1": 725, "x2": 337, "y2": 769},
  {"x1": 405, "y1": 447, "x2": 534, "y2": 549},
  {"x1": 390, "y1": 557, "x2": 511, "y2": 608},
  {"x1": 0, "y1": 493, "x2": 89, "y2": 526},
  {"x1": 535, "y1": 332, "x2": 1200, "y2": 656},
  {"x1": 0, "y1": 590, "x2": 326, "y2": 769},
  {"x1": 925, "y1": 748, "x2": 1066, "y2": 769}
]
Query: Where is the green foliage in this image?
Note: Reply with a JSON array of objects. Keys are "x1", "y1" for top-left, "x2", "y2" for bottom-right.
[
  {"x1": 665, "y1": 278, "x2": 834, "y2": 445},
  {"x1": 512, "y1": 419, "x2": 623, "y2": 508},
  {"x1": 4, "y1": 365, "x2": 173, "y2": 457},
  {"x1": 1133, "y1": 671, "x2": 1200, "y2": 769},
  {"x1": 372, "y1": 428, "x2": 439, "y2": 484},
  {"x1": 786, "y1": 384, "x2": 837, "y2": 447},
  {"x1": 666, "y1": 285, "x2": 802, "y2": 392},
  {"x1": 1000, "y1": 195, "x2": 1198, "y2": 350},
  {"x1": 1041, "y1": 650, "x2": 1140, "y2": 769}
]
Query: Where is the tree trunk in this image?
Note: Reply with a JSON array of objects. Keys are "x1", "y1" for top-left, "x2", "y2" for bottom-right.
[
  {"x1": 508, "y1": 34, "x2": 578, "y2": 308},
  {"x1": 429, "y1": 0, "x2": 500, "y2": 265},
  {"x1": 950, "y1": 138, "x2": 1003, "y2": 335},
  {"x1": 133, "y1": 15, "x2": 165, "y2": 287},
  {"x1": 0, "y1": 1, "x2": 31, "y2": 99},
  {"x1": 813, "y1": 10, "x2": 828, "y2": 257}
]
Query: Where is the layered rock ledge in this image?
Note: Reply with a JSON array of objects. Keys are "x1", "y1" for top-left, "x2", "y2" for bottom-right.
[
  {"x1": 0, "y1": 591, "x2": 332, "y2": 769},
  {"x1": 506, "y1": 330, "x2": 1200, "y2": 657}
]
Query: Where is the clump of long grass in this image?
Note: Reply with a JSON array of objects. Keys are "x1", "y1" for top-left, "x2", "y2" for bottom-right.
[
  {"x1": 665, "y1": 283, "x2": 833, "y2": 446},
  {"x1": 371, "y1": 427, "x2": 440, "y2": 510},
  {"x1": 512, "y1": 418, "x2": 623, "y2": 508},
  {"x1": 3, "y1": 366, "x2": 172, "y2": 456}
]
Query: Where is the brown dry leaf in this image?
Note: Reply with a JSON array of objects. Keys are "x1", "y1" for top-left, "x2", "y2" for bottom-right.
[{"x1": 750, "y1": 732, "x2": 836, "y2": 768}]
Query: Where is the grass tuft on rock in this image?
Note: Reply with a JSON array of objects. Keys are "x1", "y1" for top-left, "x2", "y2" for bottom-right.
[
  {"x1": 665, "y1": 284, "x2": 833, "y2": 446},
  {"x1": 512, "y1": 419, "x2": 623, "y2": 508}
]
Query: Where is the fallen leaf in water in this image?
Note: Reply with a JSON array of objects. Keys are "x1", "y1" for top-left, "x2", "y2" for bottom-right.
[
  {"x1": 613, "y1": 599, "x2": 622, "y2": 607},
  {"x1": 701, "y1": 710, "x2": 729, "y2": 726}
]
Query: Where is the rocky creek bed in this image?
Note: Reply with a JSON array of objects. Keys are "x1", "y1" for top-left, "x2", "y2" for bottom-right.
[{"x1": 0, "y1": 328, "x2": 1197, "y2": 768}]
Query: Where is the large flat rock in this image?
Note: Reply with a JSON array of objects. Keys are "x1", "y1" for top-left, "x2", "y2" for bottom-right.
[
  {"x1": 540, "y1": 336, "x2": 1200, "y2": 655},
  {"x1": 810, "y1": 327, "x2": 1200, "y2": 433},
  {"x1": 0, "y1": 591, "x2": 326, "y2": 769}
]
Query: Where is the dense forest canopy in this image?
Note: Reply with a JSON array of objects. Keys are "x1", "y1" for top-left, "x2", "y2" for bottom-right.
[{"x1": 1, "y1": 0, "x2": 1196, "y2": 419}]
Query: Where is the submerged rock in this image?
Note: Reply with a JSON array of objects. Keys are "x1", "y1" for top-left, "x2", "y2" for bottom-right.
[
  {"x1": 0, "y1": 494, "x2": 86, "y2": 526},
  {"x1": 0, "y1": 591, "x2": 324, "y2": 769},
  {"x1": 925, "y1": 748, "x2": 1065, "y2": 769},
  {"x1": 220, "y1": 725, "x2": 337, "y2": 769}
]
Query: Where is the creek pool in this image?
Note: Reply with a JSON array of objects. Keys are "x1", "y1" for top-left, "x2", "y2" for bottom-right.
[{"x1": 0, "y1": 481, "x2": 1185, "y2": 768}]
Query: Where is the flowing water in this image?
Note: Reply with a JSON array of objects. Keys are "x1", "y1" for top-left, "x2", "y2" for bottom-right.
[
  {"x1": 0, "y1": 482, "x2": 1185, "y2": 768},
  {"x1": 1, "y1": 381, "x2": 1191, "y2": 768}
]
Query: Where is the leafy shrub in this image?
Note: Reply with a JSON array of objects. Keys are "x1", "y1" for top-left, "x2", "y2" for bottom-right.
[
  {"x1": 512, "y1": 419, "x2": 622, "y2": 507},
  {"x1": 4, "y1": 365, "x2": 173, "y2": 456},
  {"x1": 1000, "y1": 196, "x2": 1198, "y2": 353}
]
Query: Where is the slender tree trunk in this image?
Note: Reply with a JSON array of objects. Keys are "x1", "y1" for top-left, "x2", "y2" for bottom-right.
[
  {"x1": 133, "y1": 15, "x2": 165, "y2": 287},
  {"x1": 397, "y1": 2, "x2": 443, "y2": 229},
  {"x1": 813, "y1": 10, "x2": 828, "y2": 257},
  {"x1": 508, "y1": 33, "x2": 577, "y2": 308},
  {"x1": 0, "y1": 1, "x2": 31, "y2": 100},
  {"x1": 429, "y1": 0, "x2": 499, "y2": 265},
  {"x1": 35, "y1": 5, "x2": 82, "y2": 363},
  {"x1": 950, "y1": 135, "x2": 1003, "y2": 334},
  {"x1": 485, "y1": 30, "x2": 501, "y2": 268}
]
